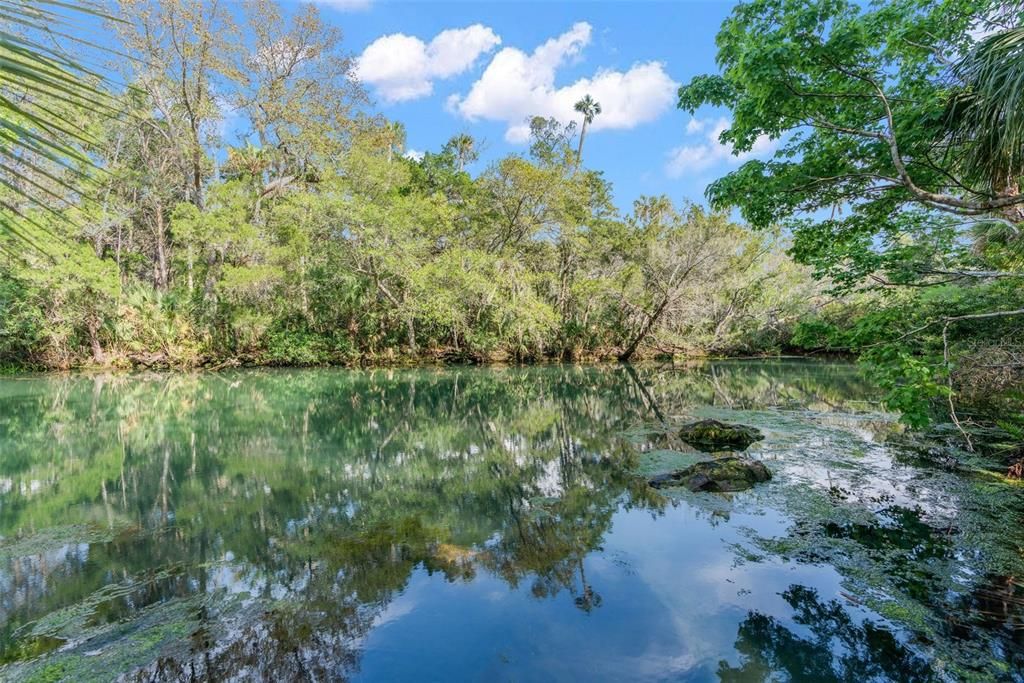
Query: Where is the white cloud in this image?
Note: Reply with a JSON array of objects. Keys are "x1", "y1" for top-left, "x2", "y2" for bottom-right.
[
  {"x1": 356, "y1": 25, "x2": 501, "y2": 104},
  {"x1": 685, "y1": 117, "x2": 706, "y2": 135},
  {"x1": 403, "y1": 149, "x2": 425, "y2": 161},
  {"x1": 665, "y1": 117, "x2": 776, "y2": 178},
  {"x1": 309, "y1": 0, "x2": 374, "y2": 11},
  {"x1": 449, "y1": 22, "x2": 677, "y2": 143}
]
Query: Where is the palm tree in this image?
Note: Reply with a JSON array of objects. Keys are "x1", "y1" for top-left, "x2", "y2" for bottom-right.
[
  {"x1": 381, "y1": 120, "x2": 405, "y2": 164},
  {"x1": 446, "y1": 133, "x2": 477, "y2": 172},
  {"x1": 945, "y1": 26, "x2": 1024, "y2": 223},
  {"x1": 573, "y1": 94, "x2": 601, "y2": 169},
  {"x1": 0, "y1": 0, "x2": 120, "y2": 240}
]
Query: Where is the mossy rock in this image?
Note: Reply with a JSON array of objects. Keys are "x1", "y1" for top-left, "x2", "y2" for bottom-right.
[
  {"x1": 678, "y1": 419, "x2": 764, "y2": 452},
  {"x1": 648, "y1": 456, "x2": 772, "y2": 492}
]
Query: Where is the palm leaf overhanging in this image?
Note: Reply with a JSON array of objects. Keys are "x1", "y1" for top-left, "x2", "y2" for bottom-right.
[
  {"x1": 0, "y1": 0, "x2": 119, "y2": 240},
  {"x1": 946, "y1": 26, "x2": 1024, "y2": 196}
]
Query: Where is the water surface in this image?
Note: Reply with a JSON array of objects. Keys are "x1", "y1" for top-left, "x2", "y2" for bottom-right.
[{"x1": 0, "y1": 361, "x2": 1021, "y2": 681}]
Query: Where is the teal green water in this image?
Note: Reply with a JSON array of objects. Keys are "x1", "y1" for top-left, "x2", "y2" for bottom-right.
[{"x1": 0, "y1": 361, "x2": 1020, "y2": 681}]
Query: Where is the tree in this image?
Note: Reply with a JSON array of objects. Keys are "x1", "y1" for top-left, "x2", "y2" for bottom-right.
[
  {"x1": 677, "y1": 0, "x2": 1022, "y2": 282},
  {"x1": 118, "y1": 0, "x2": 238, "y2": 210},
  {"x1": 573, "y1": 95, "x2": 601, "y2": 169},
  {"x1": 236, "y1": 0, "x2": 363, "y2": 173},
  {"x1": 615, "y1": 201, "x2": 757, "y2": 361},
  {"x1": 678, "y1": 0, "x2": 1024, "y2": 435},
  {"x1": 0, "y1": 212, "x2": 121, "y2": 365},
  {"x1": 445, "y1": 133, "x2": 478, "y2": 172},
  {"x1": 100, "y1": 90, "x2": 191, "y2": 291},
  {"x1": 945, "y1": 24, "x2": 1024, "y2": 220}
]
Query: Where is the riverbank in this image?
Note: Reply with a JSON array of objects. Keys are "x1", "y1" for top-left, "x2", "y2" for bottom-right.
[{"x1": 1, "y1": 343, "x2": 848, "y2": 374}]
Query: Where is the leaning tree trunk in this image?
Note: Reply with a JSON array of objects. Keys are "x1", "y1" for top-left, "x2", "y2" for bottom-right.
[{"x1": 618, "y1": 297, "x2": 669, "y2": 362}]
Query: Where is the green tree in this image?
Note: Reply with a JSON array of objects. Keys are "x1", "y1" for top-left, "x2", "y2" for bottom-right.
[
  {"x1": 573, "y1": 95, "x2": 601, "y2": 169},
  {"x1": 677, "y1": 0, "x2": 1022, "y2": 281},
  {"x1": 446, "y1": 132, "x2": 478, "y2": 172},
  {"x1": 117, "y1": 0, "x2": 238, "y2": 210},
  {"x1": 678, "y1": 0, "x2": 1024, "y2": 435}
]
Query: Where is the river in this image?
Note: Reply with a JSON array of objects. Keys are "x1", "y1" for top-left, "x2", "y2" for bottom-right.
[{"x1": 0, "y1": 361, "x2": 1020, "y2": 681}]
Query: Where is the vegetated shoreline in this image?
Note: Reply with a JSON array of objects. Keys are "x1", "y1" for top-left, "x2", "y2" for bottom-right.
[{"x1": 0, "y1": 347, "x2": 853, "y2": 375}]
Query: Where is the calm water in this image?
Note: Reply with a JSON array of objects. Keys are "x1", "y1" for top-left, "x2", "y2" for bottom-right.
[{"x1": 0, "y1": 361, "x2": 1021, "y2": 681}]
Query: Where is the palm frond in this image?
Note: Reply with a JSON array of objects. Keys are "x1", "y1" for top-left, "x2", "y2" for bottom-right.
[
  {"x1": 0, "y1": 0, "x2": 120, "y2": 237},
  {"x1": 947, "y1": 26, "x2": 1024, "y2": 194}
]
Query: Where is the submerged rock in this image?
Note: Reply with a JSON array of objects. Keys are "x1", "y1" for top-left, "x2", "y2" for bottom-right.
[
  {"x1": 678, "y1": 419, "x2": 764, "y2": 452},
  {"x1": 648, "y1": 456, "x2": 771, "y2": 492}
]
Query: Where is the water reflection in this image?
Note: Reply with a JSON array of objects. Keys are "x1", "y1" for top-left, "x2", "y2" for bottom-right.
[
  {"x1": 0, "y1": 361, "x2": 1019, "y2": 681},
  {"x1": 719, "y1": 585, "x2": 934, "y2": 682}
]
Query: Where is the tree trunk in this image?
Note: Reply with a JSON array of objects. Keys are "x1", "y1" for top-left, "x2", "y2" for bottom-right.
[
  {"x1": 115, "y1": 223, "x2": 122, "y2": 273},
  {"x1": 618, "y1": 296, "x2": 669, "y2": 362},
  {"x1": 190, "y1": 114, "x2": 204, "y2": 209},
  {"x1": 406, "y1": 316, "x2": 417, "y2": 354},
  {"x1": 87, "y1": 316, "x2": 105, "y2": 365},
  {"x1": 576, "y1": 122, "x2": 587, "y2": 170},
  {"x1": 203, "y1": 251, "x2": 218, "y2": 303},
  {"x1": 154, "y1": 205, "x2": 169, "y2": 291},
  {"x1": 300, "y1": 255, "x2": 309, "y2": 317}
]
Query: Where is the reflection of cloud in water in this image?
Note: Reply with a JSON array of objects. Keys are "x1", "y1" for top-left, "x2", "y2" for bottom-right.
[{"x1": 0, "y1": 361, "x2": 1020, "y2": 680}]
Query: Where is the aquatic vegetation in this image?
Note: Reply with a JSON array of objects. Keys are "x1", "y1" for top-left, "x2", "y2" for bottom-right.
[{"x1": 0, "y1": 361, "x2": 1021, "y2": 680}]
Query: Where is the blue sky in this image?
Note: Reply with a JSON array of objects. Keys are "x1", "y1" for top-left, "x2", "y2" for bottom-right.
[{"x1": 304, "y1": 0, "x2": 773, "y2": 211}]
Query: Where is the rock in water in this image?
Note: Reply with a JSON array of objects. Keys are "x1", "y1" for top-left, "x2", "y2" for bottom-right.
[
  {"x1": 648, "y1": 457, "x2": 771, "y2": 492},
  {"x1": 678, "y1": 419, "x2": 764, "y2": 452}
]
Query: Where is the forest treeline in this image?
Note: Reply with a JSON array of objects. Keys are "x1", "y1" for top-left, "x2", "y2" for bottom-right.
[
  {"x1": 0, "y1": 0, "x2": 819, "y2": 368},
  {"x1": 0, "y1": 0, "x2": 1022, "y2": 450}
]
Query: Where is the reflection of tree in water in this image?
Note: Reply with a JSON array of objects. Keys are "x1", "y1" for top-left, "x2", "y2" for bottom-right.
[
  {"x1": 945, "y1": 574, "x2": 1024, "y2": 673},
  {"x1": 646, "y1": 359, "x2": 877, "y2": 413},
  {"x1": 0, "y1": 361, "x2": 922, "y2": 679},
  {"x1": 733, "y1": 497, "x2": 1024, "y2": 680},
  {"x1": 718, "y1": 585, "x2": 935, "y2": 683},
  {"x1": 0, "y1": 366, "x2": 672, "y2": 678},
  {"x1": 821, "y1": 506, "x2": 952, "y2": 600}
]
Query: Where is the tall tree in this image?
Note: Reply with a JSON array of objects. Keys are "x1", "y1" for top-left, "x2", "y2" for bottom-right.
[
  {"x1": 118, "y1": 0, "x2": 238, "y2": 211},
  {"x1": 236, "y1": 0, "x2": 364, "y2": 179},
  {"x1": 446, "y1": 133, "x2": 478, "y2": 172},
  {"x1": 573, "y1": 95, "x2": 601, "y2": 169}
]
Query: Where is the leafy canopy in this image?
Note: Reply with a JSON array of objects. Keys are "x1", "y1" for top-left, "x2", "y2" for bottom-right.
[{"x1": 678, "y1": 0, "x2": 1023, "y2": 286}]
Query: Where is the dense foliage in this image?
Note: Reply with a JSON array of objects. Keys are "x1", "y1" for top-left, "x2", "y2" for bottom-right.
[
  {"x1": 2, "y1": 0, "x2": 1022, "y2": 453},
  {"x1": 0, "y1": 0, "x2": 816, "y2": 369},
  {"x1": 680, "y1": 0, "x2": 1024, "y2": 449}
]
